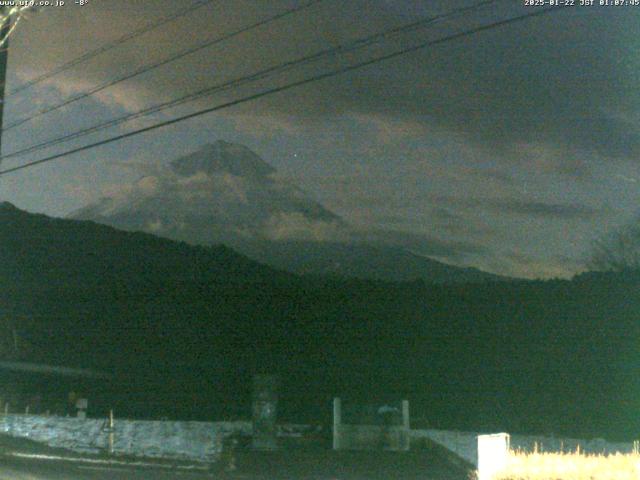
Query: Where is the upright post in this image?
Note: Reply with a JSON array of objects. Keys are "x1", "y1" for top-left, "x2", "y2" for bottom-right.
[
  {"x1": 332, "y1": 397, "x2": 342, "y2": 450},
  {"x1": 108, "y1": 409, "x2": 115, "y2": 455},
  {"x1": 251, "y1": 375, "x2": 279, "y2": 450},
  {"x1": 401, "y1": 400, "x2": 410, "y2": 451},
  {"x1": 401, "y1": 400, "x2": 410, "y2": 429},
  {"x1": 0, "y1": 6, "x2": 12, "y2": 156}
]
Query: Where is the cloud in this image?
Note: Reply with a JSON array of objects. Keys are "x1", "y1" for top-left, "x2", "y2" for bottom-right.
[
  {"x1": 9, "y1": 1, "x2": 637, "y2": 182},
  {"x1": 489, "y1": 199, "x2": 597, "y2": 220},
  {"x1": 356, "y1": 226, "x2": 490, "y2": 262},
  {"x1": 614, "y1": 174, "x2": 638, "y2": 184},
  {"x1": 6, "y1": 2, "x2": 638, "y2": 280},
  {"x1": 136, "y1": 175, "x2": 161, "y2": 195},
  {"x1": 500, "y1": 251, "x2": 585, "y2": 280},
  {"x1": 263, "y1": 212, "x2": 349, "y2": 242},
  {"x1": 227, "y1": 113, "x2": 304, "y2": 138},
  {"x1": 13, "y1": 1, "x2": 637, "y2": 163},
  {"x1": 473, "y1": 168, "x2": 515, "y2": 185},
  {"x1": 429, "y1": 194, "x2": 598, "y2": 220},
  {"x1": 349, "y1": 113, "x2": 428, "y2": 145}
]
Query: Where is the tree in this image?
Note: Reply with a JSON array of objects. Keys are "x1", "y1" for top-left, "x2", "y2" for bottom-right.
[
  {"x1": 0, "y1": 5, "x2": 34, "y2": 156},
  {"x1": 0, "y1": 5, "x2": 33, "y2": 48},
  {"x1": 589, "y1": 222, "x2": 640, "y2": 272}
]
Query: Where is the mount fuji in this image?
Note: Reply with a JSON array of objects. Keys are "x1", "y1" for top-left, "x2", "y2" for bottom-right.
[{"x1": 71, "y1": 141, "x2": 506, "y2": 283}]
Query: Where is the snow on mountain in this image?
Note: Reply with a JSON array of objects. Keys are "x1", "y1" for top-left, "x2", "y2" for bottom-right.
[{"x1": 71, "y1": 141, "x2": 349, "y2": 246}]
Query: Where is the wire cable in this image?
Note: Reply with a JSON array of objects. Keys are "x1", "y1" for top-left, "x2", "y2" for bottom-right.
[
  {"x1": 0, "y1": 0, "x2": 502, "y2": 162},
  {"x1": 5, "y1": 0, "x2": 215, "y2": 96},
  {"x1": 2, "y1": 0, "x2": 325, "y2": 132},
  {"x1": 0, "y1": 5, "x2": 569, "y2": 177}
]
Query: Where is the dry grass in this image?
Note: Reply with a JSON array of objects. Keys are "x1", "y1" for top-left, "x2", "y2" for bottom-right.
[{"x1": 493, "y1": 449, "x2": 640, "y2": 480}]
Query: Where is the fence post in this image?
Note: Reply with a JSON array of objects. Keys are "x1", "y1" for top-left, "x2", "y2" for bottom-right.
[
  {"x1": 108, "y1": 409, "x2": 115, "y2": 455},
  {"x1": 401, "y1": 400, "x2": 410, "y2": 451},
  {"x1": 251, "y1": 375, "x2": 279, "y2": 450},
  {"x1": 477, "y1": 433, "x2": 510, "y2": 480},
  {"x1": 333, "y1": 397, "x2": 342, "y2": 450},
  {"x1": 401, "y1": 400, "x2": 410, "y2": 429}
]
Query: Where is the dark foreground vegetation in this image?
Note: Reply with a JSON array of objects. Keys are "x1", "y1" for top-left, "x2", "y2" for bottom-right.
[{"x1": 0, "y1": 202, "x2": 638, "y2": 440}]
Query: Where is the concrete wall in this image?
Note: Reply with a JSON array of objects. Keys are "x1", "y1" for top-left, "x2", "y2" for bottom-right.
[
  {"x1": 0, "y1": 415, "x2": 230, "y2": 462},
  {"x1": 411, "y1": 429, "x2": 637, "y2": 467},
  {"x1": 336, "y1": 424, "x2": 410, "y2": 451},
  {"x1": 0, "y1": 413, "x2": 632, "y2": 469},
  {"x1": 411, "y1": 429, "x2": 479, "y2": 465},
  {"x1": 0, "y1": 416, "x2": 321, "y2": 462}
]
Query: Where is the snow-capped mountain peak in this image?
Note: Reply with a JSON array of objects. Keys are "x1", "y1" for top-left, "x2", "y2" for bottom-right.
[
  {"x1": 170, "y1": 141, "x2": 276, "y2": 179},
  {"x1": 70, "y1": 141, "x2": 346, "y2": 245}
]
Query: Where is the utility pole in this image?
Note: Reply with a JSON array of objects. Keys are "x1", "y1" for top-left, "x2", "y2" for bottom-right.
[{"x1": 0, "y1": 6, "x2": 12, "y2": 156}]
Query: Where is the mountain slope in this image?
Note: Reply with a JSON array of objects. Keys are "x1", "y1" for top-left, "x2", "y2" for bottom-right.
[{"x1": 238, "y1": 239, "x2": 507, "y2": 283}]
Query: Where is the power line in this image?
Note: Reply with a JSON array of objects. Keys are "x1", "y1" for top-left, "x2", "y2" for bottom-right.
[
  {"x1": 0, "y1": 5, "x2": 569, "y2": 178},
  {"x1": 0, "y1": 0, "x2": 502, "y2": 162},
  {"x1": 5, "y1": 0, "x2": 215, "y2": 96},
  {"x1": 2, "y1": 0, "x2": 324, "y2": 132}
]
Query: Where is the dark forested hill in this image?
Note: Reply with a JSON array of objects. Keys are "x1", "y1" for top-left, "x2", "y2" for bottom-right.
[{"x1": 1, "y1": 202, "x2": 638, "y2": 440}]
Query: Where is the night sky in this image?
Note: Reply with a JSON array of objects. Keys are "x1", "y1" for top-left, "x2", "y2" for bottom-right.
[{"x1": 0, "y1": 0, "x2": 637, "y2": 279}]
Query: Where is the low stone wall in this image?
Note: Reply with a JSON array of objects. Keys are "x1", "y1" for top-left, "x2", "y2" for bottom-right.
[{"x1": 0, "y1": 415, "x2": 232, "y2": 462}]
